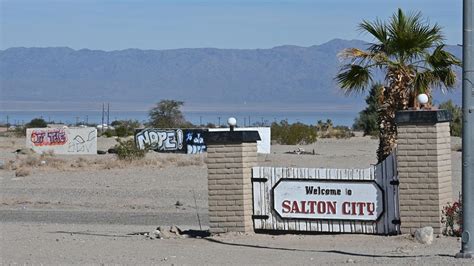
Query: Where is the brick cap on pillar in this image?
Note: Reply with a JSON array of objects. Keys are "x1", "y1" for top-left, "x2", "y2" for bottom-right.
[
  {"x1": 204, "y1": 130, "x2": 261, "y2": 144},
  {"x1": 395, "y1": 109, "x2": 452, "y2": 125}
]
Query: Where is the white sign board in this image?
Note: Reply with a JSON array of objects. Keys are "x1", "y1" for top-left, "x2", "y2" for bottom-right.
[
  {"x1": 273, "y1": 179, "x2": 383, "y2": 221},
  {"x1": 209, "y1": 127, "x2": 271, "y2": 154},
  {"x1": 26, "y1": 127, "x2": 97, "y2": 155}
]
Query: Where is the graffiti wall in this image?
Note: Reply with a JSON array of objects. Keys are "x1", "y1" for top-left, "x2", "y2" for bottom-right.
[
  {"x1": 135, "y1": 127, "x2": 270, "y2": 154},
  {"x1": 135, "y1": 128, "x2": 207, "y2": 154},
  {"x1": 26, "y1": 127, "x2": 97, "y2": 155}
]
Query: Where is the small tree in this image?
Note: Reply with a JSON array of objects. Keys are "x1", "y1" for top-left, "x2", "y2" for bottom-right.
[
  {"x1": 439, "y1": 100, "x2": 462, "y2": 137},
  {"x1": 149, "y1": 100, "x2": 187, "y2": 128},
  {"x1": 26, "y1": 118, "x2": 47, "y2": 128},
  {"x1": 353, "y1": 84, "x2": 383, "y2": 136}
]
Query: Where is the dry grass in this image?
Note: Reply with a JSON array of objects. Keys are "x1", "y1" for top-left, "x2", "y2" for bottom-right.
[
  {"x1": 176, "y1": 156, "x2": 204, "y2": 167},
  {"x1": 2, "y1": 150, "x2": 205, "y2": 174}
]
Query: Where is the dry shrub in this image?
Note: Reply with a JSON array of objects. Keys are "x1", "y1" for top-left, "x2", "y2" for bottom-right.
[
  {"x1": 165, "y1": 155, "x2": 178, "y2": 164},
  {"x1": 73, "y1": 157, "x2": 88, "y2": 168},
  {"x1": 15, "y1": 167, "x2": 31, "y2": 177},
  {"x1": 115, "y1": 139, "x2": 146, "y2": 161},
  {"x1": 40, "y1": 150, "x2": 55, "y2": 158},
  {"x1": 23, "y1": 155, "x2": 40, "y2": 167},
  {"x1": 103, "y1": 159, "x2": 125, "y2": 170},
  {"x1": 44, "y1": 157, "x2": 66, "y2": 169}
]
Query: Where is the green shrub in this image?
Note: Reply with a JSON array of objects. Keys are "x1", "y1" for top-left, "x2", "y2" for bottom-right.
[
  {"x1": 115, "y1": 139, "x2": 146, "y2": 161},
  {"x1": 439, "y1": 100, "x2": 462, "y2": 137},
  {"x1": 111, "y1": 120, "x2": 141, "y2": 137},
  {"x1": 353, "y1": 84, "x2": 383, "y2": 136},
  {"x1": 26, "y1": 118, "x2": 48, "y2": 128},
  {"x1": 102, "y1": 130, "x2": 116, "y2": 138},
  {"x1": 271, "y1": 120, "x2": 317, "y2": 145}
]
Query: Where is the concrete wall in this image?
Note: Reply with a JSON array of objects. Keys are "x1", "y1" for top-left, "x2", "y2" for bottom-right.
[{"x1": 26, "y1": 127, "x2": 97, "y2": 155}]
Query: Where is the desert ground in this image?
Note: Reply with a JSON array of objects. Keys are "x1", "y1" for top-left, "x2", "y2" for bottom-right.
[{"x1": 0, "y1": 134, "x2": 467, "y2": 265}]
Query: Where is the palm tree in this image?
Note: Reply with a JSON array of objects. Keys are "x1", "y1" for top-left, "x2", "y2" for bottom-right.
[{"x1": 336, "y1": 9, "x2": 460, "y2": 162}]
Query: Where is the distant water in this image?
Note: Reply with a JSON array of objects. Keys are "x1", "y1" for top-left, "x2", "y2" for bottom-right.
[{"x1": 0, "y1": 110, "x2": 358, "y2": 127}]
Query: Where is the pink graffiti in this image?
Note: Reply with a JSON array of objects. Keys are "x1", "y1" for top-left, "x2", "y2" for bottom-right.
[{"x1": 31, "y1": 129, "x2": 67, "y2": 146}]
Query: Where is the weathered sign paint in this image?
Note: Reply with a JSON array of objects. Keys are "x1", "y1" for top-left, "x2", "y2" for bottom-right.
[
  {"x1": 252, "y1": 152, "x2": 400, "y2": 234},
  {"x1": 273, "y1": 180, "x2": 383, "y2": 221},
  {"x1": 26, "y1": 127, "x2": 97, "y2": 155}
]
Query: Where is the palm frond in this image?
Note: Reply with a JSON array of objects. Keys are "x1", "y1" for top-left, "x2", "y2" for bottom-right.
[
  {"x1": 414, "y1": 71, "x2": 434, "y2": 94},
  {"x1": 426, "y1": 45, "x2": 461, "y2": 68},
  {"x1": 433, "y1": 68, "x2": 458, "y2": 89},
  {"x1": 338, "y1": 48, "x2": 389, "y2": 66},
  {"x1": 386, "y1": 9, "x2": 444, "y2": 63},
  {"x1": 337, "y1": 48, "x2": 370, "y2": 60},
  {"x1": 336, "y1": 64, "x2": 373, "y2": 94}
]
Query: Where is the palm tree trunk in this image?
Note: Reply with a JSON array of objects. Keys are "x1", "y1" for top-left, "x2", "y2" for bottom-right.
[{"x1": 377, "y1": 69, "x2": 411, "y2": 162}]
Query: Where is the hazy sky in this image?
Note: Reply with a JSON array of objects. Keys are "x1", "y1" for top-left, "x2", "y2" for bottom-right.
[{"x1": 0, "y1": 0, "x2": 463, "y2": 51}]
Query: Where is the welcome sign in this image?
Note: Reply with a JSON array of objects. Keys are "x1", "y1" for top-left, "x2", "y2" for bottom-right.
[{"x1": 273, "y1": 179, "x2": 384, "y2": 221}]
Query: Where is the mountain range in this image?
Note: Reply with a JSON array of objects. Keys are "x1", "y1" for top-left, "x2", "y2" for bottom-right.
[{"x1": 0, "y1": 39, "x2": 462, "y2": 111}]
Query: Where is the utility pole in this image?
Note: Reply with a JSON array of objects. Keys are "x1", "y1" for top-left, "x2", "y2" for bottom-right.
[
  {"x1": 457, "y1": 0, "x2": 474, "y2": 259},
  {"x1": 107, "y1": 103, "x2": 110, "y2": 127},
  {"x1": 101, "y1": 103, "x2": 105, "y2": 134}
]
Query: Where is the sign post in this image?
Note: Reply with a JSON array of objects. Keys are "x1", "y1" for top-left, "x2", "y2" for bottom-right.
[{"x1": 457, "y1": 0, "x2": 474, "y2": 259}]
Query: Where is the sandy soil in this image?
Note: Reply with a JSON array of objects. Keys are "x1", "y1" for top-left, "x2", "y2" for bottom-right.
[{"x1": 0, "y1": 135, "x2": 466, "y2": 264}]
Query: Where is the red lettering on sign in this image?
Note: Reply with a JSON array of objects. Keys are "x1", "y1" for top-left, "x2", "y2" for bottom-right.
[
  {"x1": 291, "y1": 201, "x2": 301, "y2": 213},
  {"x1": 317, "y1": 201, "x2": 326, "y2": 214},
  {"x1": 342, "y1": 202, "x2": 350, "y2": 215},
  {"x1": 327, "y1": 201, "x2": 336, "y2": 214},
  {"x1": 309, "y1": 201, "x2": 316, "y2": 214},
  {"x1": 282, "y1": 200, "x2": 291, "y2": 213},
  {"x1": 367, "y1": 202, "x2": 375, "y2": 215}
]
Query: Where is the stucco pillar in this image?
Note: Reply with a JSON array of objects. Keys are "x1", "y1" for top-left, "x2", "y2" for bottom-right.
[
  {"x1": 204, "y1": 131, "x2": 260, "y2": 234},
  {"x1": 396, "y1": 110, "x2": 453, "y2": 234}
]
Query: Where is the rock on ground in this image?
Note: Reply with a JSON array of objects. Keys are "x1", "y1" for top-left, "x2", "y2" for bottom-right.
[{"x1": 414, "y1": 227, "x2": 434, "y2": 245}]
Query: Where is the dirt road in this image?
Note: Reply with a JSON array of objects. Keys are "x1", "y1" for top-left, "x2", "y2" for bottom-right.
[{"x1": 0, "y1": 135, "x2": 466, "y2": 264}]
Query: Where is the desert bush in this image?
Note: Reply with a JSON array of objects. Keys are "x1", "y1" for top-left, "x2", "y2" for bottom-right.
[
  {"x1": 23, "y1": 155, "x2": 39, "y2": 167},
  {"x1": 112, "y1": 120, "x2": 141, "y2": 137},
  {"x1": 13, "y1": 126, "x2": 26, "y2": 137},
  {"x1": 271, "y1": 120, "x2": 317, "y2": 145},
  {"x1": 442, "y1": 199, "x2": 462, "y2": 237},
  {"x1": 439, "y1": 100, "x2": 462, "y2": 137},
  {"x1": 319, "y1": 126, "x2": 355, "y2": 139},
  {"x1": 102, "y1": 130, "x2": 116, "y2": 138},
  {"x1": 115, "y1": 139, "x2": 146, "y2": 161},
  {"x1": 15, "y1": 167, "x2": 31, "y2": 177}
]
